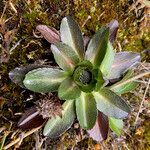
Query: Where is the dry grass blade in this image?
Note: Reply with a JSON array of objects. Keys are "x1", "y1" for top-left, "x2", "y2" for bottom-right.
[
  {"x1": 0, "y1": 123, "x2": 12, "y2": 150},
  {"x1": 3, "y1": 125, "x2": 42, "y2": 150},
  {"x1": 134, "y1": 79, "x2": 150, "y2": 125},
  {"x1": 110, "y1": 71, "x2": 150, "y2": 90}
]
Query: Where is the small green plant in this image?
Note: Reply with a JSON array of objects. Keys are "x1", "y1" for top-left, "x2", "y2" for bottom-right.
[{"x1": 9, "y1": 16, "x2": 141, "y2": 141}]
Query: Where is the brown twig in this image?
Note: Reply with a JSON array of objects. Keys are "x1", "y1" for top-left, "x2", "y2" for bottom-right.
[
  {"x1": 110, "y1": 71, "x2": 150, "y2": 90},
  {"x1": 0, "y1": 2, "x2": 7, "y2": 19},
  {"x1": 82, "y1": 15, "x2": 91, "y2": 28},
  {"x1": 0, "y1": 123, "x2": 12, "y2": 150},
  {"x1": 134, "y1": 79, "x2": 150, "y2": 125},
  {"x1": 3, "y1": 126, "x2": 42, "y2": 150}
]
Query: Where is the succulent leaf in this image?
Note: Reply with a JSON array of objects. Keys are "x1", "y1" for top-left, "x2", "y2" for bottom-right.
[
  {"x1": 36, "y1": 25, "x2": 60, "y2": 44},
  {"x1": 60, "y1": 16, "x2": 84, "y2": 60},
  {"x1": 110, "y1": 70, "x2": 138, "y2": 94},
  {"x1": 9, "y1": 64, "x2": 50, "y2": 88},
  {"x1": 88, "y1": 111, "x2": 109, "y2": 141},
  {"x1": 23, "y1": 68, "x2": 67, "y2": 93},
  {"x1": 107, "y1": 52, "x2": 141, "y2": 80},
  {"x1": 76, "y1": 60, "x2": 93, "y2": 69},
  {"x1": 73, "y1": 65, "x2": 97, "y2": 92},
  {"x1": 109, "y1": 117, "x2": 123, "y2": 136},
  {"x1": 43, "y1": 100, "x2": 75, "y2": 138},
  {"x1": 58, "y1": 77, "x2": 81, "y2": 100},
  {"x1": 107, "y1": 19, "x2": 119, "y2": 43},
  {"x1": 94, "y1": 69, "x2": 105, "y2": 91},
  {"x1": 93, "y1": 87, "x2": 131, "y2": 119},
  {"x1": 51, "y1": 42, "x2": 79, "y2": 73},
  {"x1": 18, "y1": 107, "x2": 45, "y2": 130},
  {"x1": 83, "y1": 36, "x2": 90, "y2": 48},
  {"x1": 76, "y1": 92, "x2": 97, "y2": 129},
  {"x1": 100, "y1": 42, "x2": 115, "y2": 77},
  {"x1": 85, "y1": 27, "x2": 109, "y2": 68}
]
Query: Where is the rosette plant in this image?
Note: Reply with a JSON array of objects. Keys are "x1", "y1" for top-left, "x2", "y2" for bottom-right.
[{"x1": 9, "y1": 16, "x2": 141, "y2": 141}]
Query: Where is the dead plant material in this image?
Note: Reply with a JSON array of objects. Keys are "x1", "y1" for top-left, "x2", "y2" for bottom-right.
[
  {"x1": 3, "y1": 125, "x2": 42, "y2": 150},
  {"x1": 110, "y1": 71, "x2": 150, "y2": 91},
  {"x1": 36, "y1": 93, "x2": 63, "y2": 119},
  {"x1": 1, "y1": 30, "x2": 16, "y2": 63},
  {"x1": 130, "y1": 0, "x2": 150, "y2": 30},
  {"x1": 0, "y1": 18, "x2": 17, "y2": 63},
  {"x1": 134, "y1": 79, "x2": 150, "y2": 125}
]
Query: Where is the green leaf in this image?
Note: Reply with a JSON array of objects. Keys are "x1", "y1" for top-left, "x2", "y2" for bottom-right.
[
  {"x1": 9, "y1": 64, "x2": 50, "y2": 88},
  {"x1": 100, "y1": 42, "x2": 115, "y2": 76},
  {"x1": 76, "y1": 92, "x2": 97, "y2": 129},
  {"x1": 94, "y1": 69, "x2": 105, "y2": 91},
  {"x1": 76, "y1": 60, "x2": 93, "y2": 69},
  {"x1": 58, "y1": 77, "x2": 81, "y2": 100},
  {"x1": 93, "y1": 88, "x2": 131, "y2": 119},
  {"x1": 43, "y1": 100, "x2": 75, "y2": 138},
  {"x1": 23, "y1": 68, "x2": 67, "y2": 93},
  {"x1": 60, "y1": 16, "x2": 84, "y2": 60},
  {"x1": 110, "y1": 70, "x2": 138, "y2": 94},
  {"x1": 109, "y1": 117, "x2": 123, "y2": 136},
  {"x1": 73, "y1": 65, "x2": 97, "y2": 93},
  {"x1": 51, "y1": 42, "x2": 79, "y2": 73},
  {"x1": 85, "y1": 27, "x2": 109, "y2": 68}
]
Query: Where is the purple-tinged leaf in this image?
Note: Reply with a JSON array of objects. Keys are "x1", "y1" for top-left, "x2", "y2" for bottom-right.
[
  {"x1": 88, "y1": 111, "x2": 109, "y2": 142},
  {"x1": 107, "y1": 20, "x2": 119, "y2": 43},
  {"x1": 18, "y1": 107, "x2": 45, "y2": 130},
  {"x1": 107, "y1": 52, "x2": 141, "y2": 80},
  {"x1": 83, "y1": 36, "x2": 90, "y2": 48},
  {"x1": 9, "y1": 64, "x2": 50, "y2": 88},
  {"x1": 36, "y1": 25, "x2": 60, "y2": 44}
]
